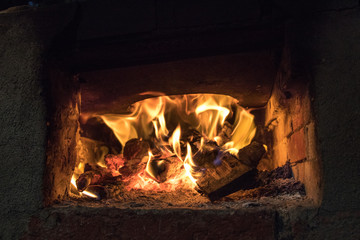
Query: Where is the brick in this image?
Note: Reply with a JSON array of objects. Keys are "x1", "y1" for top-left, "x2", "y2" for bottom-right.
[
  {"x1": 287, "y1": 129, "x2": 306, "y2": 163},
  {"x1": 23, "y1": 208, "x2": 276, "y2": 240}
]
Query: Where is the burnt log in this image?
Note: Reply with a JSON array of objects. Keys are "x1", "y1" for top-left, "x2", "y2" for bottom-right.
[
  {"x1": 104, "y1": 154, "x2": 125, "y2": 171},
  {"x1": 123, "y1": 138, "x2": 149, "y2": 160},
  {"x1": 216, "y1": 121, "x2": 233, "y2": 146},
  {"x1": 76, "y1": 169, "x2": 103, "y2": 192},
  {"x1": 75, "y1": 164, "x2": 121, "y2": 192},
  {"x1": 145, "y1": 158, "x2": 167, "y2": 182},
  {"x1": 180, "y1": 128, "x2": 202, "y2": 153},
  {"x1": 119, "y1": 157, "x2": 145, "y2": 177},
  {"x1": 192, "y1": 141, "x2": 219, "y2": 167},
  {"x1": 237, "y1": 141, "x2": 266, "y2": 168},
  {"x1": 145, "y1": 156, "x2": 183, "y2": 183},
  {"x1": 195, "y1": 141, "x2": 266, "y2": 201}
]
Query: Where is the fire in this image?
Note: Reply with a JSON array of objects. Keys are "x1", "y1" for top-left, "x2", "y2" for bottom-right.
[
  {"x1": 71, "y1": 176, "x2": 98, "y2": 199},
  {"x1": 169, "y1": 125, "x2": 182, "y2": 160},
  {"x1": 72, "y1": 93, "x2": 256, "y2": 196},
  {"x1": 184, "y1": 143, "x2": 198, "y2": 184}
]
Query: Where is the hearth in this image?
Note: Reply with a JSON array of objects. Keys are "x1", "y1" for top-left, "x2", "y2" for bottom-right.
[
  {"x1": 44, "y1": 45, "x2": 319, "y2": 206},
  {"x1": 2, "y1": 1, "x2": 360, "y2": 239}
]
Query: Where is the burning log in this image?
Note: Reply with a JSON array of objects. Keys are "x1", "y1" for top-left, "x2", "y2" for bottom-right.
[
  {"x1": 237, "y1": 141, "x2": 266, "y2": 168},
  {"x1": 145, "y1": 156, "x2": 183, "y2": 183},
  {"x1": 116, "y1": 138, "x2": 150, "y2": 177},
  {"x1": 145, "y1": 158, "x2": 167, "y2": 182},
  {"x1": 215, "y1": 121, "x2": 233, "y2": 146},
  {"x1": 180, "y1": 128, "x2": 202, "y2": 153},
  {"x1": 76, "y1": 168, "x2": 103, "y2": 192},
  {"x1": 195, "y1": 141, "x2": 266, "y2": 201},
  {"x1": 78, "y1": 137, "x2": 110, "y2": 167},
  {"x1": 192, "y1": 140, "x2": 219, "y2": 167},
  {"x1": 75, "y1": 164, "x2": 121, "y2": 192},
  {"x1": 123, "y1": 138, "x2": 149, "y2": 160},
  {"x1": 104, "y1": 154, "x2": 125, "y2": 171}
]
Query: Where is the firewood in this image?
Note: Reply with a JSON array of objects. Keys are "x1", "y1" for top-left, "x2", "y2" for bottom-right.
[
  {"x1": 104, "y1": 154, "x2": 125, "y2": 171},
  {"x1": 145, "y1": 158, "x2": 167, "y2": 182},
  {"x1": 237, "y1": 141, "x2": 266, "y2": 168},
  {"x1": 145, "y1": 156, "x2": 183, "y2": 183},
  {"x1": 192, "y1": 141, "x2": 219, "y2": 167},
  {"x1": 119, "y1": 157, "x2": 146, "y2": 177},
  {"x1": 195, "y1": 141, "x2": 266, "y2": 201},
  {"x1": 180, "y1": 128, "x2": 202, "y2": 153},
  {"x1": 76, "y1": 169, "x2": 103, "y2": 192},
  {"x1": 123, "y1": 138, "x2": 150, "y2": 160},
  {"x1": 75, "y1": 164, "x2": 121, "y2": 192},
  {"x1": 216, "y1": 121, "x2": 233, "y2": 146}
]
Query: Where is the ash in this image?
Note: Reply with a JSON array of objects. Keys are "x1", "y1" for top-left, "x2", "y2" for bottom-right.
[{"x1": 70, "y1": 162, "x2": 306, "y2": 209}]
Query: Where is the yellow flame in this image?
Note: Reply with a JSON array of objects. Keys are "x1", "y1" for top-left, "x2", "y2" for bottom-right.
[
  {"x1": 71, "y1": 175, "x2": 97, "y2": 199},
  {"x1": 74, "y1": 94, "x2": 257, "y2": 194},
  {"x1": 169, "y1": 125, "x2": 182, "y2": 160},
  {"x1": 145, "y1": 151, "x2": 156, "y2": 180},
  {"x1": 229, "y1": 109, "x2": 256, "y2": 150},
  {"x1": 81, "y1": 190, "x2": 98, "y2": 199},
  {"x1": 263, "y1": 144, "x2": 268, "y2": 152},
  {"x1": 195, "y1": 102, "x2": 230, "y2": 139},
  {"x1": 184, "y1": 143, "x2": 197, "y2": 185}
]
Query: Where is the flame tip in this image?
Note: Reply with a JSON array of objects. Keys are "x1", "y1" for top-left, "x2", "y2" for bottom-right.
[{"x1": 73, "y1": 94, "x2": 256, "y2": 195}]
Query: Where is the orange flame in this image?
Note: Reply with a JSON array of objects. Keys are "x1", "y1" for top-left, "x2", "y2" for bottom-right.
[
  {"x1": 72, "y1": 94, "x2": 256, "y2": 195},
  {"x1": 169, "y1": 125, "x2": 182, "y2": 160},
  {"x1": 71, "y1": 176, "x2": 98, "y2": 199},
  {"x1": 184, "y1": 143, "x2": 198, "y2": 185}
]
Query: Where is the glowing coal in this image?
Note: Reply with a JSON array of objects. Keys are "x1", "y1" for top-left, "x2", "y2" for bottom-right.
[{"x1": 71, "y1": 93, "x2": 258, "y2": 198}]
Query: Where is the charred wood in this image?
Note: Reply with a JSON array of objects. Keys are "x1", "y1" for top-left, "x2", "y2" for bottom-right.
[
  {"x1": 146, "y1": 156, "x2": 183, "y2": 183},
  {"x1": 104, "y1": 154, "x2": 125, "y2": 171},
  {"x1": 195, "y1": 152, "x2": 253, "y2": 198},
  {"x1": 75, "y1": 164, "x2": 121, "y2": 192},
  {"x1": 123, "y1": 138, "x2": 150, "y2": 160},
  {"x1": 192, "y1": 141, "x2": 219, "y2": 167},
  {"x1": 76, "y1": 169, "x2": 103, "y2": 192},
  {"x1": 78, "y1": 137, "x2": 109, "y2": 167},
  {"x1": 216, "y1": 121, "x2": 233, "y2": 146},
  {"x1": 195, "y1": 141, "x2": 266, "y2": 201},
  {"x1": 237, "y1": 141, "x2": 266, "y2": 168}
]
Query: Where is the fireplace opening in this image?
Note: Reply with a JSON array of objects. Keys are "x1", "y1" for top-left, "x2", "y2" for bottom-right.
[{"x1": 44, "y1": 50, "x2": 321, "y2": 208}]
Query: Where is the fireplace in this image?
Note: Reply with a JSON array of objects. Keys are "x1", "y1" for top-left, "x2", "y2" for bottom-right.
[
  {"x1": 1, "y1": 1, "x2": 360, "y2": 240},
  {"x1": 43, "y1": 48, "x2": 317, "y2": 206}
]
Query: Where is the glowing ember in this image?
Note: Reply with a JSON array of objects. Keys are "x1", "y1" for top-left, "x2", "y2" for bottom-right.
[{"x1": 71, "y1": 94, "x2": 256, "y2": 197}]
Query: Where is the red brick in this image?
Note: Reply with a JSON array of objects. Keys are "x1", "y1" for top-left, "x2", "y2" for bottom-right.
[{"x1": 288, "y1": 129, "x2": 306, "y2": 163}]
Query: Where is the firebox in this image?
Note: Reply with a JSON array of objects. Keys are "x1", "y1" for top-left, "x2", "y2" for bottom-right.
[
  {"x1": 44, "y1": 43, "x2": 321, "y2": 208},
  {"x1": 9, "y1": 1, "x2": 360, "y2": 239}
]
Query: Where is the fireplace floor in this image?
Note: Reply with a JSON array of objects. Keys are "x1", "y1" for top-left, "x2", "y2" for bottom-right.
[
  {"x1": 28, "y1": 162, "x2": 309, "y2": 239},
  {"x1": 68, "y1": 176, "x2": 305, "y2": 209},
  {"x1": 68, "y1": 191, "x2": 307, "y2": 210}
]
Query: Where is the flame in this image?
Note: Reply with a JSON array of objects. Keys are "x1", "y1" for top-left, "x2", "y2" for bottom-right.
[
  {"x1": 72, "y1": 94, "x2": 256, "y2": 195},
  {"x1": 145, "y1": 151, "x2": 157, "y2": 180},
  {"x1": 169, "y1": 125, "x2": 182, "y2": 160},
  {"x1": 71, "y1": 175, "x2": 97, "y2": 199},
  {"x1": 195, "y1": 103, "x2": 230, "y2": 139},
  {"x1": 184, "y1": 143, "x2": 198, "y2": 185}
]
